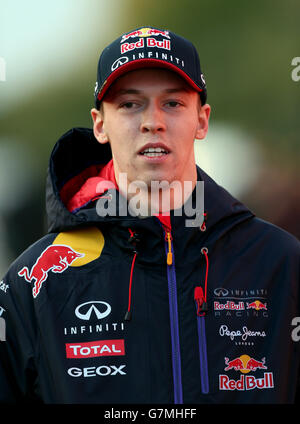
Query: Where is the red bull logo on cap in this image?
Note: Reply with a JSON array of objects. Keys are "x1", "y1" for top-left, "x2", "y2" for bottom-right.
[
  {"x1": 219, "y1": 354, "x2": 274, "y2": 391},
  {"x1": 120, "y1": 37, "x2": 171, "y2": 54},
  {"x1": 18, "y1": 245, "x2": 84, "y2": 298},
  {"x1": 121, "y1": 27, "x2": 170, "y2": 43}
]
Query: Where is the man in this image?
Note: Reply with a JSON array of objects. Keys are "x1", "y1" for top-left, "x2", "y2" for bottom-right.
[{"x1": 0, "y1": 26, "x2": 299, "y2": 404}]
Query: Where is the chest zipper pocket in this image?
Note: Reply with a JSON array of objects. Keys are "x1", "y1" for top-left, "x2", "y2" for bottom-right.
[{"x1": 194, "y1": 286, "x2": 209, "y2": 394}]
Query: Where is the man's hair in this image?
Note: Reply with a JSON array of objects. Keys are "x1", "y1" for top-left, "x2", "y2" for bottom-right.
[{"x1": 99, "y1": 101, "x2": 104, "y2": 117}]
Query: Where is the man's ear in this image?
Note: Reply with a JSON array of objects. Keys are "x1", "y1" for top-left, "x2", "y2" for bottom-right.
[
  {"x1": 195, "y1": 103, "x2": 211, "y2": 140},
  {"x1": 91, "y1": 108, "x2": 109, "y2": 144}
]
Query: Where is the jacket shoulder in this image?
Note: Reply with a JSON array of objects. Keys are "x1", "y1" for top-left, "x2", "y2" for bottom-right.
[
  {"x1": 227, "y1": 216, "x2": 300, "y2": 266},
  {"x1": 5, "y1": 233, "x2": 59, "y2": 276},
  {"x1": 4, "y1": 226, "x2": 105, "y2": 284},
  {"x1": 250, "y1": 217, "x2": 300, "y2": 253}
]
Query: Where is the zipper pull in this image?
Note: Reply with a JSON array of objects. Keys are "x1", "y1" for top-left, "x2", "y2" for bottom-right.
[
  {"x1": 165, "y1": 231, "x2": 173, "y2": 265},
  {"x1": 194, "y1": 286, "x2": 208, "y2": 316}
]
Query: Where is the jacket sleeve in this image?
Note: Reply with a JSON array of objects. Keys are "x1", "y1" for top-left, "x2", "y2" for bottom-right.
[{"x1": 0, "y1": 265, "x2": 41, "y2": 403}]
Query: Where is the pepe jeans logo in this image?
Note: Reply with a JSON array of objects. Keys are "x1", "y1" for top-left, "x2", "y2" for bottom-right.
[{"x1": 219, "y1": 325, "x2": 266, "y2": 346}]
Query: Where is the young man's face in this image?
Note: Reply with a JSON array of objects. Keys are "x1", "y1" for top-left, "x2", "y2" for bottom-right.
[{"x1": 91, "y1": 68, "x2": 210, "y2": 189}]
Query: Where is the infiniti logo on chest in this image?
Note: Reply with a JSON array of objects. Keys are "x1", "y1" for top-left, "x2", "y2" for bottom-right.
[{"x1": 75, "y1": 301, "x2": 112, "y2": 321}]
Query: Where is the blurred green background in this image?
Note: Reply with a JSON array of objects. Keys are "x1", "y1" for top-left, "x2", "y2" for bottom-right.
[{"x1": 0, "y1": 0, "x2": 299, "y2": 276}]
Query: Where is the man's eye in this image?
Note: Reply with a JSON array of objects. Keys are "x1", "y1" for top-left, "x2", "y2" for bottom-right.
[
  {"x1": 167, "y1": 101, "x2": 180, "y2": 108},
  {"x1": 120, "y1": 102, "x2": 136, "y2": 109}
]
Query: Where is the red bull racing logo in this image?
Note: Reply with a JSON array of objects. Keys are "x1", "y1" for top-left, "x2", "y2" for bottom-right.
[
  {"x1": 121, "y1": 28, "x2": 170, "y2": 43},
  {"x1": 18, "y1": 245, "x2": 84, "y2": 298},
  {"x1": 219, "y1": 354, "x2": 274, "y2": 391}
]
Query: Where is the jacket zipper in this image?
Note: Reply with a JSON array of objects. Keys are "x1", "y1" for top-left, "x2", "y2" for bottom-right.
[
  {"x1": 194, "y1": 286, "x2": 209, "y2": 393},
  {"x1": 164, "y1": 229, "x2": 183, "y2": 404}
]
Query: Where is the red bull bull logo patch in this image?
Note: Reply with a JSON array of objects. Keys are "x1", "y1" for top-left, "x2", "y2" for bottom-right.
[
  {"x1": 18, "y1": 228, "x2": 104, "y2": 298},
  {"x1": 18, "y1": 245, "x2": 84, "y2": 298},
  {"x1": 219, "y1": 354, "x2": 274, "y2": 391},
  {"x1": 121, "y1": 27, "x2": 170, "y2": 43},
  {"x1": 224, "y1": 354, "x2": 267, "y2": 373},
  {"x1": 246, "y1": 300, "x2": 267, "y2": 311}
]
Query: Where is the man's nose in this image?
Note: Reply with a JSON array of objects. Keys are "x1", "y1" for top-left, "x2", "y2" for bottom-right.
[{"x1": 140, "y1": 103, "x2": 166, "y2": 133}]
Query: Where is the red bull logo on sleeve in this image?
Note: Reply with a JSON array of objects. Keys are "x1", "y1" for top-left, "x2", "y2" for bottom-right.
[
  {"x1": 18, "y1": 245, "x2": 84, "y2": 298},
  {"x1": 219, "y1": 354, "x2": 274, "y2": 391},
  {"x1": 121, "y1": 27, "x2": 170, "y2": 43}
]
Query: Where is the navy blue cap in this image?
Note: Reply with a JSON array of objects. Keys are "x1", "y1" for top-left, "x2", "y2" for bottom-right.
[{"x1": 94, "y1": 26, "x2": 207, "y2": 108}]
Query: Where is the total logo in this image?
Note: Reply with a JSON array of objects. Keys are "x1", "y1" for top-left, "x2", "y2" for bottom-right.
[
  {"x1": 66, "y1": 339, "x2": 125, "y2": 358},
  {"x1": 219, "y1": 355, "x2": 274, "y2": 391}
]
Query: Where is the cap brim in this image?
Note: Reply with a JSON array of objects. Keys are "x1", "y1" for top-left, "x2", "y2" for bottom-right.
[{"x1": 96, "y1": 59, "x2": 205, "y2": 106}]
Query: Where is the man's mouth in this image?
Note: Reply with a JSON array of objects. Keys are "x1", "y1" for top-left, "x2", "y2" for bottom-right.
[{"x1": 139, "y1": 144, "x2": 170, "y2": 157}]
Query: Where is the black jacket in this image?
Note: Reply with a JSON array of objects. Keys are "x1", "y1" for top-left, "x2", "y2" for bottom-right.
[{"x1": 0, "y1": 127, "x2": 299, "y2": 404}]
